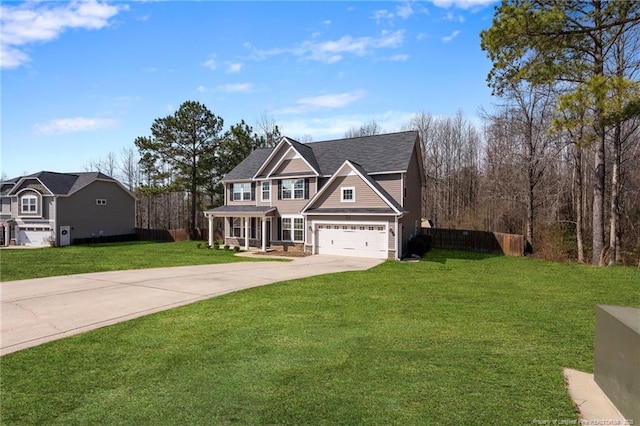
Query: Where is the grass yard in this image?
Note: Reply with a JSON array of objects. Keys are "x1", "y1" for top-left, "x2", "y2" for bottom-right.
[
  {"x1": 1, "y1": 250, "x2": 638, "y2": 424},
  {"x1": 0, "y1": 241, "x2": 280, "y2": 282}
]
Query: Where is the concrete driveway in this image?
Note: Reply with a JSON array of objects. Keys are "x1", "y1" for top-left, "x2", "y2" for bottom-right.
[{"x1": 1, "y1": 255, "x2": 383, "y2": 356}]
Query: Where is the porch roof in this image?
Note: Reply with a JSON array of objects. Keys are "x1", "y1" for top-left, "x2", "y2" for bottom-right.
[{"x1": 204, "y1": 205, "x2": 276, "y2": 217}]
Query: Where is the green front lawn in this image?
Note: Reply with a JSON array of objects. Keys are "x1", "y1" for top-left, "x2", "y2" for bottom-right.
[
  {"x1": 1, "y1": 250, "x2": 638, "y2": 424},
  {"x1": 0, "y1": 241, "x2": 279, "y2": 282}
]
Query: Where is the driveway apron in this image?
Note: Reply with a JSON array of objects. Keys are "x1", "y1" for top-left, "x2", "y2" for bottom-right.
[{"x1": 0, "y1": 255, "x2": 382, "y2": 355}]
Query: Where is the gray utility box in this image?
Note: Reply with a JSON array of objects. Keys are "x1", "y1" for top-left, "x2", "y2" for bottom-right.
[{"x1": 594, "y1": 305, "x2": 639, "y2": 424}]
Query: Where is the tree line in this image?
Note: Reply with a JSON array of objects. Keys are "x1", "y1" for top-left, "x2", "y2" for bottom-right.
[{"x1": 84, "y1": 1, "x2": 640, "y2": 266}]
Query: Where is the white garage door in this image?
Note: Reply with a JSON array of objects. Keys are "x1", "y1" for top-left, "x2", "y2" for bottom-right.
[
  {"x1": 316, "y1": 224, "x2": 388, "y2": 259},
  {"x1": 18, "y1": 227, "x2": 51, "y2": 246}
]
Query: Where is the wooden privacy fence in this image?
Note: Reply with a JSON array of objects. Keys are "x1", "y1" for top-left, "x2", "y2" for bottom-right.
[
  {"x1": 135, "y1": 227, "x2": 224, "y2": 242},
  {"x1": 422, "y1": 228, "x2": 525, "y2": 257}
]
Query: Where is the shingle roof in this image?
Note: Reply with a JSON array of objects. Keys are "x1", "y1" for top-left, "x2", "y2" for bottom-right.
[
  {"x1": 224, "y1": 148, "x2": 273, "y2": 181},
  {"x1": 7, "y1": 171, "x2": 119, "y2": 196},
  {"x1": 310, "y1": 131, "x2": 418, "y2": 175},
  {"x1": 224, "y1": 130, "x2": 418, "y2": 181},
  {"x1": 285, "y1": 137, "x2": 321, "y2": 173}
]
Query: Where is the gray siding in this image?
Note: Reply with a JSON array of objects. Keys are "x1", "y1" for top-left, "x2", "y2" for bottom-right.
[
  {"x1": 310, "y1": 175, "x2": 389, "y2": 209},
  {"x1": 399, "y1": 142, "x2": 424, "y2": 245},
  {"x1": 56, "y1": 180, "x2": 135, "y2": 241},
  {"x1": 274, "y1": 158, "x2": 312, "y2": 175},
  {"x1": 0, "y1": 197, "x2": 10, "y2": 214},
  {"x1": 272, "y1": 178, "x2": 317, "y2": 215},
  {"x1": 373, "y1": 174, "x2": 402, "y2": 203}
]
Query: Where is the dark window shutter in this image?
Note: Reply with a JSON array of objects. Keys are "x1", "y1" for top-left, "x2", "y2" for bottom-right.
[
  {"x1": 251, "y1": 182, "x2": 256, "y2": 201},
  {"x1": 228, "y1": 184, "x2": 233, "y2": 202},
  {"x1": 277, "y1": 217, "x2": 282, "y2": 240},
  {"x1": 304, "y1": 179, "x2": 309, "y2": 199},
  {"x1": 277, "y1": 180, "x2": 282, "y2": 200}
]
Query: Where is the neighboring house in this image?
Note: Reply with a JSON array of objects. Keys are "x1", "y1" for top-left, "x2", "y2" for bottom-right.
[
  {"x1": 0, "y1": 171, "x2": 135, "y2": 247},
  {"x1": 204, "y1": 131, "x2": 426, "y2": 259}
]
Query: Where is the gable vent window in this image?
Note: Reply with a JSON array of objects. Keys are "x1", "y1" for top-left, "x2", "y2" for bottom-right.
[
  {"x1": 96, "y1": 199, "x2": 107, "y2": 206},
  {"x1": 341, "y1": 187, "x2": 355, "y2": 202}
]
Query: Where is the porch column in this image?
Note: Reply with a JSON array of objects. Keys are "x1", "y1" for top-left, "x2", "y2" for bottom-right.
[
  {"x1": 261, "y1": 217, "x2": 267, "y2": 252},
  {"x1": 244, "y1": 217, "x2": 249, "y2": 250},
  {"x1": 207, "y1": 214, "x2": 214, "y2": 247}
]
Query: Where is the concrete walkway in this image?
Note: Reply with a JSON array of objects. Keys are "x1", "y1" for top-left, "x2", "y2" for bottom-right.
[{"x1": 1, "y1": 255, "x2": 383, "y2": 355}]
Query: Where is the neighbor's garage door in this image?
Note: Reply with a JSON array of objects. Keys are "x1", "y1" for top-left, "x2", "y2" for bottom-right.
[
  {"x1": 17, "y1": 227, "x2": 51, "y2": 246},
  {"x1": 316, "y1": 224, "x2": 387, "y2": 259}
]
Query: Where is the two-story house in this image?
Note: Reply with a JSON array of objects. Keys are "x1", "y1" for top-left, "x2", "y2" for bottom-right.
[
  {"x1": 0, "y1": 171, "x2": 135, "y2": 247},
  {"x1": 204, "y1": 131, "x2": 425, "y2": 260}
]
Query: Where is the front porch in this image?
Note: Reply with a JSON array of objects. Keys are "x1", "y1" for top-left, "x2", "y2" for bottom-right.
[{"x1": 204, "y1": 205, "x2": 276, "y2": 252}]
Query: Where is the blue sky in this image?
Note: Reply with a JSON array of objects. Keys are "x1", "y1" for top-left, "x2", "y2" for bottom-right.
[{"x1": 1, "y1": 0, "x2": 498, "y2": 179}]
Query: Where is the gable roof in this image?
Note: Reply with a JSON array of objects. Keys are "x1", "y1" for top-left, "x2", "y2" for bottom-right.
[
  {"x1": 302, "y1": 159, "x2": 404, "y2": 215},
  {"x1": 224, "y1": 130, "x2": 419, "y2": 181},
  {"x1": 253, "y1": 136, "x2": 321, "y2": 179},
  {"x1": 5, "y1": 171, "x2": 132, "y2": 197}
]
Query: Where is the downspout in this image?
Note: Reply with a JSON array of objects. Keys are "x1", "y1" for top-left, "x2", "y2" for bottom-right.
[
  {"x1": 400, "y1": 173, "x2": 405, "y2": 208},
  {"x1": 395, "y1": 215, "x2": 399, "y2": 260}
]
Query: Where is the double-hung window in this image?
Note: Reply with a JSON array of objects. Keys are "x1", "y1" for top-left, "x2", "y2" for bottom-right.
[
  {"x1": 261, "y1": 181, "x2": 270, "y2": 201},
  {"x1": 281, "y1": 216, "x2": 304, "y2": 242},
  {"x1": 21, "y1": 194, "x2": 38, "y2": 214},
  {"x1": 281, "y1": 179, "x2": 305, "y2": 200},
  {"x1": 232, "y1": 183, "x2": 252, "y2": 201}
]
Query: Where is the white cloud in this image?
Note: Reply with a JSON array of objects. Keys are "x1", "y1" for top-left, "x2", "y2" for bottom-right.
[
  {"x1": 33, "y1": 117, "x2": 117, "y2": 135},
  {"x1": 396, "y1": 3, "x2": 416, "y2": 19},
  {"x1": 428, "y1": 0, "x2": 496, "y2": 9},
  {"x1": 445, "y1": 11, "x2": 466, "y2": 22},
  {"x1": 0, "y1": 0, "x2": 127, "y2": 69},
  {"x1": 277, "y1": 90, "x2": 366, "y2": 114},
  {"x1": 371, "y1": 9, "x2": 394, "y2": 22},
  {"x1": 377, "y1": 54, "x2": 410, "y2": 62},
  {"x1": 203, "y1": 58, "x2": 217, "y2": 71},
  {"x1": 197, "y1": 85, "x2": 206, "y2": 92},
  {"x1": 217, "y1": 83, "x2": 252, "y2": 93},
  {"x1": 226, "y1": 63, "x2": 242, "y2": 73},
  {"x1": 442, "y1": 30, "x2": 461, "y2": 42},
  {"x1": 247, "y1": 30, "x2": 405, "y2": 64}
]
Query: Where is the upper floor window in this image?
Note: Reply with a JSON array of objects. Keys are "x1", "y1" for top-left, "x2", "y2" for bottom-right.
[
  {"x1": 21, "y1": 194, "x2": 38, "y2": 214},
  {"x1": 261, "y1": 181, "x2": 270, "y2": 202},
  {"x1": 341, "y1": 187, "x2": 355, "y2": 202},
  {"x1": 281, "y1": 179, "x2": 305, "y2": 200},
  {"x1": 232, "y1": 183, "x2": 252, "y2": 201}
]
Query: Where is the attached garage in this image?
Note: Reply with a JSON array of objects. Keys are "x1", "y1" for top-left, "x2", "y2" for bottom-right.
[
  {"x1": 315, "y1": 223, "x2": 388, "y2": 259},
  {"x1": 17, "y1": 227, "x2": 51, "y2": 246}
]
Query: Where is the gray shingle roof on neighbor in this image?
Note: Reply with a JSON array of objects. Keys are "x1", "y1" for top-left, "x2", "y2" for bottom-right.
[
  {"x1": 223, "y1": 130, "x2": 419, "y2": 181},
  {"x1": 6, "y1": 171, "x2": 119, "y2": 196}
]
